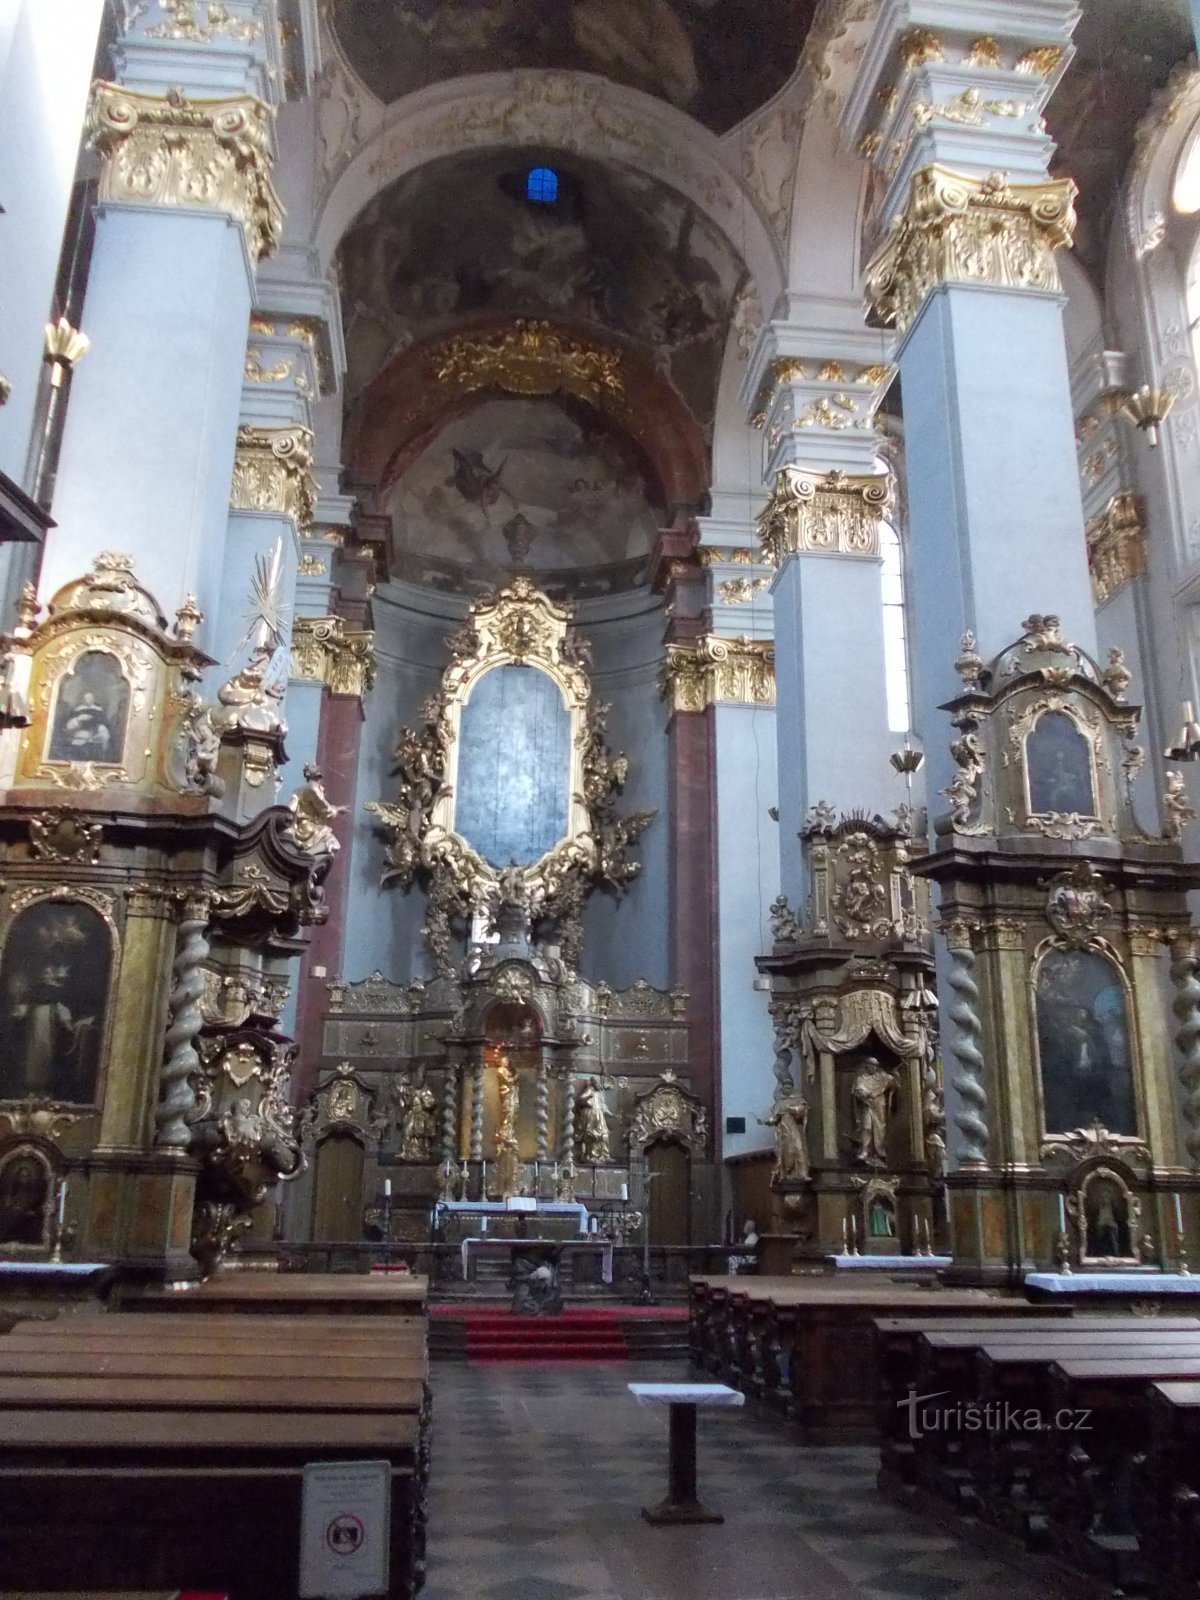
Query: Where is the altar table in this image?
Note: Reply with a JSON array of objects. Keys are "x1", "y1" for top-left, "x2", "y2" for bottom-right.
[{"x1": 628, "y1": 1381, "x2": 743, "y2": 1525}]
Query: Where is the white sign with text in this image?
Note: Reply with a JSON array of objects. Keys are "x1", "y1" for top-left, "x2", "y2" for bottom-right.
[{"x1": 299, "y1": 1459, "x2": 391, "y2": 1598}]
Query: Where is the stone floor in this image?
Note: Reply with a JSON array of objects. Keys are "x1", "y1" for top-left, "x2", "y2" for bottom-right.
[{"x1": 423, "y1": 1362, "x2": 1072, "y2": 1600}]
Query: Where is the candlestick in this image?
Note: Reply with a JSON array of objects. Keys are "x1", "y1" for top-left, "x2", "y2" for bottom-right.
[
  {"x1": 842, "y1": 1216, "x2": 848, "y2": 1255},
  {"x1": 383, "y1": 1177, "x2": 392, "y2": 1199},
  {"x1": 923, "y1": 1217, "x2": 932, "y2": 1254},
  {"x1": 850, "y1": 1212, "x2": 859, "y2": 1255},
  {"x1": 56, "y1": 1178, "x2": 67, "y2": 1229},
  {"x1": 1058, "y1": 1192, "x2": 1066, "y2": 1235},
  {"x1": 620, "y1": 1182, "x2": 628, "y2": 1202},
  {"x1": 1176, "y1": 1192, "x2": 1185, "y2": 1237}
]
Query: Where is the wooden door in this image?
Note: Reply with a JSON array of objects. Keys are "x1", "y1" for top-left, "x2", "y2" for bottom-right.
[
  {"x1": 647, "y1": 1139, "x2": 689, "y2": 1247},
  {"x1": 311, "y1": 1132, "x2": 365, "y2": 1242}
]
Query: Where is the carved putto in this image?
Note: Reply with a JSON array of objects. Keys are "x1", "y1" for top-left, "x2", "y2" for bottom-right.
[
  {"x1": 367, "y1": 580, "x2": 654, "y2": 976},
  {"x1": 285, "y1": 765, "x2": 346, "y2": 857}
]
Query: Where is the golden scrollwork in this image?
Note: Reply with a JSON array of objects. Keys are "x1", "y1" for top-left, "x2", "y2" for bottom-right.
[
  {"x1": 87, "y1": 83, "x2": 283, "y2": 265},
  {"x1": 899, "y1": 27, "x2": 945, "y2": 70},
  {"x1": 429, "y1": 320, "x2": 624, "y2": 409},
  {"x1": 145, "y1": 0, "x2": 265, "y2": 43},
  {"x1": 1016, "y1": 45, "x2": 1066, "y2": 78},
  {"x1": 865, "y1": 166, "x2": 1077, "y2": 333},
  {"x1": 229, "y1": 425, "x2": 316, "y2": 532},
  {"x1": 757, "y1": 466, "x2": 890, "y2": 563},
  {"x1": 297, "y1": 554, "x2": 327, "y2": 577},
  {"x1": 290, "y1": 616, "x2": 376, "y2": 699},
  {"x1": 964, "y1": 37, "x2": 1003, "y2": 68},
  {"x1": 661, "y1": 635, "x2": 776, "y2": 712},
  {"x1": 1087, "y1": 492, "x2": 1147, "y2": 606},
  {"x1": 717, "y1": 577, "x2": 770, "y2": 605}
]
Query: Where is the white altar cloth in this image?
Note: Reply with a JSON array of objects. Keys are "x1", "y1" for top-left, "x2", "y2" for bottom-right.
[
  {"x1": 829, "y1": 1254, "x2": 952, "y2": 1270},
  {"x1": 1026, "y1": 1271, "x2": 1200, "y2": 1293},
  {"x1": 436, "y1": 1198, "x2": 589, "y2": 1234},
  {"x1": 628, "y1": 1383, "x2": 744, "y2": 1409},
  {"x1": 0, "y1": 1261, "x2": 107, "y2": 1276}
]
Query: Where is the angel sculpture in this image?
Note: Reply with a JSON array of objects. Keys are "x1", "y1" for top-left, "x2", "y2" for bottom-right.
[{"x1": 286, "y1": 765, "x2": 347, "y2": 857}]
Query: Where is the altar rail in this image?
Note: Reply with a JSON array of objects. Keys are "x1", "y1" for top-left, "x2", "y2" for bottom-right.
[{"x1": 271, "y1": 1241, "x2": 741, "y2": 1293}]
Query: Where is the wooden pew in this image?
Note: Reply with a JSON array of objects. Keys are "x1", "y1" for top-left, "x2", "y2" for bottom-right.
[
  {"x1": 117, "y1": 1270, "x2": 428, "y2": 1316},
  {"x1": 1134, "y1": 1381, "x2": 1200, "y2": 1600},
  {"x1": 0, "y1": 1308, "x2": 431, "y2": 1599}
]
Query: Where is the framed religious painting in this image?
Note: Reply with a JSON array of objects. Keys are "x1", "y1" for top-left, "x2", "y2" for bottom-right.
[
  {"x1": 0, "y1": 897, "x2": 116, "y2": 1106},
  {"x1": 45, "y1": 649, "x2": 131, "y2": 766},
  {"x1": 1033, "y1": 946, "x2": 1139, "y2": 1138},
  {"x1": 1023, "y1": 707, "x2": 1098, "y2": 821}
]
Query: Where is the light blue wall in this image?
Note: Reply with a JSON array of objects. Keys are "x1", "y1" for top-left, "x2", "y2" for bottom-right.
[
  {"x1": 578, "y1": 594, "x2": 669, "y2": 989},
  {"x1": 713, "y1": 703, "x2": 778, "y2": 1157}
]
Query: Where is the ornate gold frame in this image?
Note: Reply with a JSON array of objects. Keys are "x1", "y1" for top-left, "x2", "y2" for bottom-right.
[
  {"x1": 367, "y1": 579, "x2": 654, "y2": 975},
  {"x1": 1016, "y1": 699, "x2": 1103, "y2": 835}
]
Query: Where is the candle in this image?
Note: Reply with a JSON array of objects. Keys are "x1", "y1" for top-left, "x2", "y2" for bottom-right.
[
  {"x1": 850, "y1": 1213, "x2": 858, "y2": 1254},
  {"x1": 841, "y1": 1217, "x2": 848, "y2": 1255},
  {"x1": 1176, "y1": 1193, "x2": 1186, "y2": 1238},
  {"x1": 620, "y1": 1183, "x2": 628, "y2": 1201},
  {"x1": 383, "y1": 1177, "x2": 392, "y2": 1199},
  {"x1": 1058, "y1": 1193, "x2": 1066, "y2": 1236},
  {"x1": 56, "y1": 1179, "x2": 67, "y2": 1228},
  {"x1": 923, "y1": 1218, "x2": 932, "y2": 1253},
  {"x1": 480, "y1": 1216, "x2": 487, "y2": 1234}
]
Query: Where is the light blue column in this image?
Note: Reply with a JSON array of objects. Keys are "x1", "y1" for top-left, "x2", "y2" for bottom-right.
[{"x1": 899, "y1": 286, "x2": 1097, "y2": 801}]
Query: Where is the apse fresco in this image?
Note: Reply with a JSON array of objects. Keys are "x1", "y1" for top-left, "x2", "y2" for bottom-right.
[
  {"x1": 383, "y1": 395, "x2": 663, "y2": 596},
  {"x1": 338, "y1": 152, "x2": 743, "y2": 422},
  {"x1": 329, "y1": 0, "x2": 813, "y2": 133}
]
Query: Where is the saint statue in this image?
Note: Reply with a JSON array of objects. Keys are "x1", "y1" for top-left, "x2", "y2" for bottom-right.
[
  {"x1": 399, "y1": 1084, "x2": 438, "y2": 1161},
  {"x1": 495, "y1": 1057, "x2": 519, "y2": 1150},
  {"x1": 760, "y1": 1093, "x2": 810, "y2": 1182},
  {"x1": 576, "y1": 1079, "x2": 614, "y2": 1164},
  {"x1": 286, "y1": 765, "x2": 347, "y2": 857},
  {"x1": 851, "y1": 1057, "x2": 899, "y2": 1167}
]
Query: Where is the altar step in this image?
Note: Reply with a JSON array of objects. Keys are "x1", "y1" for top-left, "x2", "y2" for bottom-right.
[{"x1": 429, "y1": 1304, "x2": 689, "y2": 1363}]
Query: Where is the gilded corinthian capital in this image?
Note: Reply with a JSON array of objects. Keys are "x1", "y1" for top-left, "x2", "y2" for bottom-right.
[
  {"x1": 230, "y1": 425, "x2": 316, "y2": 531},
  {"x1": 87, "y1": 83, "x2": 283, "y2": 264},
  {"x1": 756, "y1": 466, "x2": 890, "y2": 564},
  {"x1": 865, "y1": 166, "x2": 1076, "y2": 332},
  {"x1": 661, "y1": 636, "x2": 776, "y2": 712}
]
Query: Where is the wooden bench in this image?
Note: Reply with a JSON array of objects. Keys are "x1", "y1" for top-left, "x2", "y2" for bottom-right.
[
  {"x1": 1134, "y1": 1381, "x2": 1200, "y2": 1600},
  {"x1": 117, "y1": 1271, "x2": 428, "y2": 1316},
  {"x1": 0, "y1": 1309, "x2": 431, "y2": 1599}
]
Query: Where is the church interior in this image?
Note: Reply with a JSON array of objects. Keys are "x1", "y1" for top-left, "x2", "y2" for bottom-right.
[{"x1": 9, "y1": 0, "x2": 1200, "y2": 1596}]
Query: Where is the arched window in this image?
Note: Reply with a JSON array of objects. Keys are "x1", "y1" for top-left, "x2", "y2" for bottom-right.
[
  {"x1": 526, "y1": 166, "x2": 559, "y2": 205},
  {"x1": 879, "y1": 517, "x2": 911, "y2": 733}
]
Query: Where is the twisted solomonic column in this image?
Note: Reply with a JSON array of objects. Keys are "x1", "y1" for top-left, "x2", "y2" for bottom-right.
[
  {"x1": 155, "y1": 894, "x2": 211, "y2": 1150},
  {"x1": 944, "y1": 921, "x2": 988, "y2": 1166},
  {"x1": 1172, "y1": 937, "x2": 1200, "y2": 1167},
  {"x1": 560, "y1": 1072, "x2": 576, "y2": 1167},
  {"x1": 535, "y1": 1056, "x2": 551, "y2": 1160},
  {"x1": 441, "y1": 1059, "x2": 460, "y2": 1165},
  {"x1": 470, "y1": 1054, "x2": 485, "y2": 1162}
]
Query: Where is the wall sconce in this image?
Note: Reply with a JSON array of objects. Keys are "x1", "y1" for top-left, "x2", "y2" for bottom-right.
[
  {"x1": 43, "y1": 317, "x2": 90, "y2": 388},
  {"x1": 1165, "y1": 700, "x2": 1200, "y2": 761},
  {"x1": 1119, "y1": 383, "x2": 1177, "y2": 447}
]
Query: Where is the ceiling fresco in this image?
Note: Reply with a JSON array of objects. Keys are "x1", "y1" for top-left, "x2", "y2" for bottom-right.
[
  {"x1": 337, "y1": 151, "x2": 744, "y2": 428},
  {"x1": 327, "y1": 0, "x2": 814, "y2": 134},
  {"x1": 382, "y1": 395, "x2": 665, "y2": 598}
]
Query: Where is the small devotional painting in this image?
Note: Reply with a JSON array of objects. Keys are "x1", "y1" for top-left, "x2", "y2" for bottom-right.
[
  {"x1": 46, "y1": 650, "x2": 130, "y2": 765},
  {"x1": 1025, "y1": 709, "x2": 1096, "y2": 818},
  {"x1": 0, "y1": 1148, "x2": 51, "y2": 1247},
  {"x1": 0, "y1": 901, "x2": 112, "y2": 1105},
  {"x1": 1035, "y1": 948, "x2": 1137, "y2": 1136},
  {"x1": 1081, "y1": 1170, "x2": 1135, "y2": 1262}
]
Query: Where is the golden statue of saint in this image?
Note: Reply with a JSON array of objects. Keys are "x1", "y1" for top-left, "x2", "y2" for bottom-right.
[{"x1": 496, "y1": 1056, "x2": 519, "y2": 1150}]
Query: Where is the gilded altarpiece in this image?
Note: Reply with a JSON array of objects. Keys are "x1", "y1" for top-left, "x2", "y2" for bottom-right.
[
  {"x1": 756, "y1": 810, "x2": 939, "y2": 1266},
  {"x1": 0, "y1": 556, "x2": 330, "y2": 1279},
  {"x1": 917, "y1": 616, "x2": 1200, "y2": 1285},
  {"x1": 289, "y1": 961, "x2": 700, "y2": 1248}
]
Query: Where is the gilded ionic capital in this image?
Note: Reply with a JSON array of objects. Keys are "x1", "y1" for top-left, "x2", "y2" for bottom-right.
[
  {"x1": 661, "y1": 635, "x2": 775, "y2": 712},
  {"x1": 756, "y1": 465, "x2": 890, "y2": 564},
  {"x1": 87, "y1": 83, "x2": 283, "y2": 265},
  {"x1": 1086, "y1": 492, "x2": 1146, "y2": 606},
  {"x1": 291, "y1": 615, "x2": 376, "y2": 699},
  {"x1": 230, "y1": 425, "x2": 316, "y2": 531},
  {"x1": 865, "y1": 166, "x2": 1077, "y2": 332}
]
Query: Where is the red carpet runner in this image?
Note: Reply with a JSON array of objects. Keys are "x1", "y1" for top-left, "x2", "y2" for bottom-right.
[{"x1": 429, "y1": 1304, "x2": 688, "y2": 1363}]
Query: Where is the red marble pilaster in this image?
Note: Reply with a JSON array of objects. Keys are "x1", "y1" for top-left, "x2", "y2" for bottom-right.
[
  {"x1": 667, "y1": 702, "x2": 720, "y2": 1142},
  {"x1": 293, "y1": 689, "x2": 363, "y2": 1102}
]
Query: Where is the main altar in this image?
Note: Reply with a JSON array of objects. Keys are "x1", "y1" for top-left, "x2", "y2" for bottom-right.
[{"x1": 284, "y1": 580, "x2": 712, "y2": 1270}]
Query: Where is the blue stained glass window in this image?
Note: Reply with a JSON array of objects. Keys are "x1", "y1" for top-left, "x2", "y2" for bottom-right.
[{"x1": 526, "y1": 166, "x2": 559, "y2": 204}]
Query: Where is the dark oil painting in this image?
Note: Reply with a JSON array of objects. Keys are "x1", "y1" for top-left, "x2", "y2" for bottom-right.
[
  {"x1": 0, "y1": 1150, "x2": 51, "y2": 1246},
  {"x1": 0, "y1": 900, "x2": 112, "y2": 1105},
  {"x1": 1036, "y1": 948, "x2": 1136, "y2": 1136},
  {"x1": 46, "y1": 650, "x2": 130, "y2": 765},
  {"x1": 1026, "y1": 709, "x2": 1097, "y2": 817}
]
